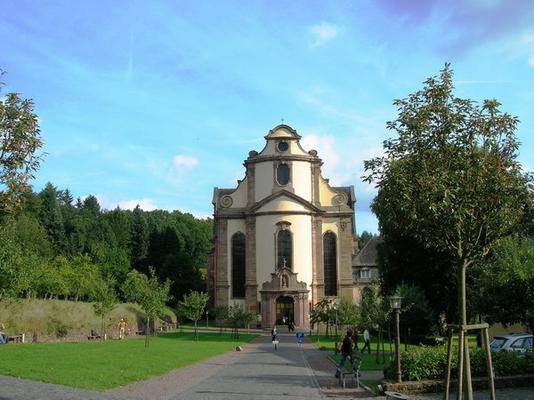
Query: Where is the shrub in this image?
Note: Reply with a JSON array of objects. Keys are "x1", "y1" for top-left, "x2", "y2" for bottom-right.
[
  {"x1": 385, "y1": 345, "x2": 534, "y2": 381},
  {"x1": 46, "y1": 318, "x2": 70, "y2": 338}
]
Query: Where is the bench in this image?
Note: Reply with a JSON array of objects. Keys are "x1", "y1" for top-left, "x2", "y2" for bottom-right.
[
  {"x1": 8, "y1": 334, "x2": 24, "y2": 344},
  {"x1": 384, "y1": 390, "x2": 410, "y2": 399},
  {"x1": 88, "y1": 334, "x2": 103, "y2": 340},
  {"x1": 338, "y1": 357, "x2": 361, "y2": 388}
]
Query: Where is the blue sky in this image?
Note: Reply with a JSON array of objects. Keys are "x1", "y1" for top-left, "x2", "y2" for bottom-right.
[{"x1": 1, "y1": 0, "x2": 533, "y2": 234}]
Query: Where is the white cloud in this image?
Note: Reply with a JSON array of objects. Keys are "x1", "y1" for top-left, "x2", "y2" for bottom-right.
[
  {"x1": 116, "y1": 198, "x2": 158, "y2": 211},
  {"x1": 309, "y1": 22, "x2": 340, "y2": 48},
  {"x1": 172, "y1": 155, "x2": 199, "y2": 169}
]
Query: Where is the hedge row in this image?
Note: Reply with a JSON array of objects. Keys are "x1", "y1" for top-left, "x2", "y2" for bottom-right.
[{"x1": 384, "y1": 346, "x2": 534, "y2": 381}]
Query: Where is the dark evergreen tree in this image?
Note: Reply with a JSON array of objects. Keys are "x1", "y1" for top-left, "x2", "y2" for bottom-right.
[
  {"x1": 129, "y1": 205, "x2": 149, "y2": 271},
  {"x1": 38, "y1": 182, "x2": 66, "y2": 254}
]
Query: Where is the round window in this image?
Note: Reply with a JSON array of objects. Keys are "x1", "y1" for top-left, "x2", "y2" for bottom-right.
[{"x1": 277, "y1": 141, "x2": 289, "y2": 152}]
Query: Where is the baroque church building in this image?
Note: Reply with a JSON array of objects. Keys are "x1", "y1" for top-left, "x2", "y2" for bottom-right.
[{"x1": 208, "y1": 125, "x2": 357, "y2": 328}]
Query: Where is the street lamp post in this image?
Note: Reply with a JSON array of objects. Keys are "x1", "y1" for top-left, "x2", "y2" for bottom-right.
[
  {"x1": 335, "y1": 308, "x2": 338, "y2": 353},
  {"x1": 390, "y1": 296, "x2": 402, "y2": 383},
  {"x1": 206, "y1": 310, "x2": 209, "y2": 328}
]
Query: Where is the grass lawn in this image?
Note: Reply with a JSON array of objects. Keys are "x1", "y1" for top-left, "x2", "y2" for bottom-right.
[
  {"x1": 0, "y1": 331, "x2": 256, "y2": 391},
  {"x1": 310, "y1": 334, "x2": 392, "y2": 371}
]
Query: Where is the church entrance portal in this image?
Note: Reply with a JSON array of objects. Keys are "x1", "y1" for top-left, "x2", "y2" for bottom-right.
[
  {"x1": 259, "y1": 266, "x2": 310, "y2": 328},
  {"x1": 276, "y1": 296, "x2": 294, "y2": 324}
]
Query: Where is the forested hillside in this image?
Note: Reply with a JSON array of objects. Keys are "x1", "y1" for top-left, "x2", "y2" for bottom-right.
[{"x1": 0, "y1": 182, "x2": 213, "y2": 306}]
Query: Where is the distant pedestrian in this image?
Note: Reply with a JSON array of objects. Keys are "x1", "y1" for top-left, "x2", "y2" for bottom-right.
[
  {"x1": 353, "y1": 329, "x2": 359, "y2": 351},
  {"x1": 361, "y1": 328, "x2": 371, "y2": 354},
  {"x1": 289, "y1": 321, "x2": 295, "y2": 332},
  {"x1": 0, "y1": 323, "x2": 6, "y2": 345},
  {"x1": 271, "y1": 327, "x2": 279, "y2": 350},
  {"x1": 117, "y1": 318, "x2": 128, "y2": 340},
  {"x1": 335, "y1": 329, "x2": 355, "y2": 378}
]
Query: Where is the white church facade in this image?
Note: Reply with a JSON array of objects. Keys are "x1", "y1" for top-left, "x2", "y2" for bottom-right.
[{"x1": 208, "y1": 124, "x2": 358, "y2": 328}]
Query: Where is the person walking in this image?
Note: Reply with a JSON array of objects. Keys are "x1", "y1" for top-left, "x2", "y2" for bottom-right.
[
  {"x1": 335, "y1": 329, "x2": 355, "y2": 378},
  {"x1": 361, "y1": 328, "x2": 371, "y2": 354},
  {"x1": 0, "y1": 323, "x2": 7, "y2": 345},
  {"x1": 117, "y1": 318, "x2": 128, "y2": 340},
  {"x1": 271, "y1": 326, "x2": 279, "y2": 350}
]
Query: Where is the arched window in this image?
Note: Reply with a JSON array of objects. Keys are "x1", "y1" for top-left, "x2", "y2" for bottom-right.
[
  {"x1": 277, "y1": 163, "x2": 290, "y2": 185},
  {"x1": 231, "y1": 232, "x2": 246, "y2": 298},
  {"x1": 323, "y1": 232, "x2": 337, "y2": 296},
  {"x1": 277, "y1": 229, "x2": 292, "y2": 269}
]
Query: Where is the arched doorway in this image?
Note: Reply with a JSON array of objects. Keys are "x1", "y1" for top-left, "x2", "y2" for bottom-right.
[{"x1": 276, "y1": 296, "x2": 294, "y2": 324}]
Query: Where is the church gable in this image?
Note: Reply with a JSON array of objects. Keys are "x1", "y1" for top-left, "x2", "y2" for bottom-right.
[
  {"x1": 250, "y1": 190, "x2": 322, "y2": 214},
  {"x1": 213, "y1": 176, "x2": 248, "y2": 211}
]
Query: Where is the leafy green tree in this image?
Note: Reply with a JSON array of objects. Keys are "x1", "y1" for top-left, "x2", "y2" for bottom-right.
[
  {"x1": 226, "y1": 304, "x2": 256, "y2": 339},
  {"x1": 393, "y1": 283, "x2": 434, "y2": 336},
  {"x1": 364, "y1": 64, "x2": 531, "y2": 397},
  {"x1": 177, "y1": 291, "x2": 209, "y2": 340},
  {"x1": 213, "y1": 305, "x2": 229, "y2": 334},
  {"x1": 474, "y1": 236, "x2": 534, "y2": 334},
  {"x1": 122, "y1": 267, "x2": 171, "y2": 347},
  {"x1": 8, "y1": 213, "x2": 53, "y2": 258},
  {"x1": 0, "y1": 74, "x2": 44, "y2": 215},
  {"x1": 309, "y1": 298, "x2": 335, "y2": 337},
  {"x1": 92, "y1": 276, "x2": 117, "y2": 340},
  {"x1": 337, "y1": 298, "x2": 360, "y2": 327},
  {"x1": 378, "y1": 231, "x2": 457, "y2": 327},
  {"x1": 359, "y1": 282, "x2": 389, "y2": 363}
]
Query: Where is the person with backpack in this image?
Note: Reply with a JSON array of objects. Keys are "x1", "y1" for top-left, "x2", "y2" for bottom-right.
[
  {"x1": 271, "y1": 326, "x2": 279, "y2": 350},
  {"x1": 335, "y1": 329, "x2": 355, "y2": 378}
]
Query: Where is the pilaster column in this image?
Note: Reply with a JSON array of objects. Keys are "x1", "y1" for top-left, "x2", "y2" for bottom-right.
[
  {"x1": 247, "y1": 164, "x2": 255, "y2": 208},
  {"x1": 338, "y1": 217, "x2": 355, "y2": 301},
  {"x1": 215, "y1": 219, "x2": 229, "y2": 306},
  {"x1": 311, "y1": 163, "x2": 321, "y2": 206},
  {"x1": 312, "y1": 218, "x2": 325, "y2": 303}
]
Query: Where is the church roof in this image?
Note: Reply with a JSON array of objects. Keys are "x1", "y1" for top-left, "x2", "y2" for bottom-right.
[
  {"x1": 264, "y1": 124, "x2": 302, "y2": 140},
  {"x1": 352, "y1": 236, "x2": 383, "y2": 267}
]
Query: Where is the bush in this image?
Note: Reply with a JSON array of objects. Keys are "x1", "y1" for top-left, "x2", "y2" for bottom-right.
[
  {"x1": 46, "y1": 318, "x2": 70, "y2": 338},
  {"x1": 385, "y1": 345, "x2": 534, "y2": 381}
]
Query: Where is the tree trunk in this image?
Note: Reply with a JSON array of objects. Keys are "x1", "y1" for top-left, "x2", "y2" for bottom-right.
[
  {"x1": 458, "y1": 260, "x2": 473, "y2": 400},
  {"x1": 145, "y1": 316, "x2": 150, "y2": 347}
]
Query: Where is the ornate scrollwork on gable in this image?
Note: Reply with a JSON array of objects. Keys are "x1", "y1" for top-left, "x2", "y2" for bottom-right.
[
  {"x1": 219, "y1": 195, "x2": 233, "y2": 208},
  {"x1": 332, "y1": 192, "x2": 348, "y2": 207}
]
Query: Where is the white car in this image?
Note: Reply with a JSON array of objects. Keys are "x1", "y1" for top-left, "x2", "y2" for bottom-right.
[{"x1": 490, "y1": 333, "x2": 533, "y2": 353}]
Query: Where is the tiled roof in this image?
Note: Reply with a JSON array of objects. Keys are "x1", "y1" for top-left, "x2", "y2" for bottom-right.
[{"x1": 352, "y1": 236, "x2": 383, "y2": 267}]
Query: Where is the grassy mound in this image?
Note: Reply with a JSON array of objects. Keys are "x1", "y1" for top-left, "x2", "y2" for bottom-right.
[{"x1": 0, "y1": 299, "x2": 176, "y2": 341}]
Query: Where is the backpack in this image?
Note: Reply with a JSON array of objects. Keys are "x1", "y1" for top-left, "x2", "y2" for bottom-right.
[{"x1": 340, "y1": 336, "x2": 353, "y2": 354}]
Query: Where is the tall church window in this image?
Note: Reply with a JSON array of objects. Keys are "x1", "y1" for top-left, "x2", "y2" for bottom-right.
[
  {"x1": 277, "y1": 163, "x2": 290, "y2": 185},
  {"x1": 277, "y1": 229, "x2": 292, "y2": 269},
  {"x1": 323, "y1": 232, "x2": 337, "y2": 296},
  {"x1": 231, "y1": 232, "x2": 246, "y2": 298}
]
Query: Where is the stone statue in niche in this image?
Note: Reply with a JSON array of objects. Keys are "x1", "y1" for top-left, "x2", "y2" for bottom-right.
[{"x1": 282, "y1": 274, "x2": 289, "y2": 288}]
